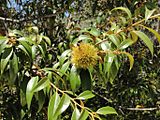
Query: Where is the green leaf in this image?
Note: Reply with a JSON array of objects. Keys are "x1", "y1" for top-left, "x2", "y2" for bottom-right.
[
  {"x1": 130, "y1": 31, "x2": 138, "y2": 43},
  {"x1": 37, "y1": 90, "x2": 46, "y2": 112},
  {"x1": 96, "y1": 106, "x2": 118, "y2": 115},
  {"x1": 112, "y1": 7, "x2": 132, "y2": 19},
  {"x1": 71, "y1": 107, "x2": 81, "y2": 120},
  {"x1": 104, "y1": 53, "x2": 115, "y2": 74},
  {"x1": 1, "y1": 48, "x2": 13, "y2": 75},
  {"x1": 77, "y1": 90, "x2": 95, "y2": 100},
  {"x1": 78, "y1": 35, "x2": 93, "y2": 41},
  {"x1": 108, "y1": 34, "x2": 120, "y2": 47},
  {"x1": 38, "y1": 45, "x2": 46, "y2": 58},
  {"x1": 60, "y1": 61, "x2": 70, "y2": 75},
  {"x1": 123, "y1": 52, "x2": 134, "y2": 71},
  {"x1": 70, "y1": 66, "x2": 81, "y2": 91},
  {"x1": 59, "y1": 49, "x2": 71, "y2": 65},
  {"x1": 89, "y1": 27, "x2": 100, "y2": 36},
  {"x1": 9, "y1": 53, "x2": 19, "y2": 84},
  {"x1": 48, "y1": 92, "x2": 60, "y2": 120},
  {"x1": 132, "y1": 31, "x2": 154, "y2": 56},
  {"x1": 118, "y1": 39, "x2": 134, "y2": 50},
  {"x1": 0, "y1": 37, "x2": 7, "y2": 55},
  {"x1": 26, "y1": 76, "x2": 39, "y2": 109},
  {"x1": 79, "y1": 109, "x2": 89, "y2": 120},
  {"x1": 145, "y1": 7, "x2": 156, "y2": 23},
  {"x1": 33, "y1": 77, "x2": 50, "y2": 92},
  {"x1": 54, "y1": 94, "x2": 71, "y2": 117},
  {"x1": 19, "y1": 41, "x2": 32, "y2": 56},
  {"x1": 139, "y1": 24, "x2": 160, "y2": 44},
  {"x1": 109, "y1": 62, "x2": 118, "y2": 84},
  {"x1": 31, "y1": 45, "x2": 37, "y2": 60},
  {"x1": 12, "y1": 29, "x2": 24, "y2": 36},
  {"x1": 17, "y1": 45, "x2": 30, "y2": 57},
  {"x1": 42, "y1": 35, "x2": 51, "y2": 46}
]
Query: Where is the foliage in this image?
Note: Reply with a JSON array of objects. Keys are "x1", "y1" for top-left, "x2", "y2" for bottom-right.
[{"x1": 0, "y1": 0, "x2": 160, "y2": 120}]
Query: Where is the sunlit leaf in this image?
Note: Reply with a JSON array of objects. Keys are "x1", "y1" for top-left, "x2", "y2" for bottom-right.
[
  {"x1": 60, "y1": 61, "x2": 70, "y2": 75},
  {"x1": 42, "y1": 35, "x2": 51, "y2": 46},
  {"x1": 132, "y1": 31, "x2": 153, "y2": 56},
  {"x1": 139, "y1": 24, "x2": 160, "y2": 44},
  {"x1": 19, "y1": 41, "x2": 32, "y2": 56},
  {"x1": 31, "y1": 45, "x2": 37, "y2": 60},
  {"x1": 70, "y1": 65, "x2": 81, "y2": 91},
  {"x1": 59, "y1": 49, "x2": 71, "y2": 65},
  {"x1": 1, "y1": 48, "x2": 13, "y2": 75},
  {"x1": 108, "y1": 34, "x2": 120, "y2": 47},
  {"x1": 71, "y1": 107, "x2": 81, "y2": 120},
  {"x1": 38, "y1": 45, "x2": 46, "y2": 58},
  {"x1": 89, "y1": 27, "x2": 100, "y2": 36},
  {"x1": 79, "y1": 109, "x2": 89, "y2": 120},
  {"x1": 104, "y1": 53, "x2": 115, "y2": 74},
  {"x1": 118, "y1": 39, "x2": 134, "y2": 50},
  {"x1": 130, "y1": 31, "x2": 138, "y2": 43},
  {"x1": 112, "y1": 7, "x2": 132, "y2": 18},
  {"x1": 26, "y1": 76, "x2": 39, "y2": 109},
  {"x1": 145, "y1": 7, "x2": 156, "y2": 23},
  {"x1": 123, "y1": 52, "x2": 134, "y2": 71},
  {"x1": 55, "y1": 94, "x2": 71, "y2": 116},
  {"x1": 96, "y1": 106, "x2": 117, "y2": 115},
  {"x1": 77, "y1": 90, "x2": 95, "y2": 100},
  {"x1": 33, "y1": 77, "x2": 50, "y2": 92},
  {"x1": 48, "y1": 92, "x2": 60, "y2": 120},
  {"x1": 78, "y1": 35, "x2": 93, "y2": 41}
]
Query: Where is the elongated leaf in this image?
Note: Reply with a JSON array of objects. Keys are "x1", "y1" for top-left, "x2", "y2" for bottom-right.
[
  {"x1": 132, "y1": 31, "x2": 153, "y2": 56},
  {"x1": 71, "y1": 107, "x2": 81, "y2": 120},
  {"x1": 145, "y1": 7, "x2": 156, "y2": 23},
  {"x1": 1, "y1": 48, "x2": 13, "y2": 75},
  {"x1": 9, "y1": 53, "x2": 19, "y2": 84},
  {"x1": 38, "y1": 45, "x2": 46, "y2": 58},
  {"x1": 112, "y1": 7, "x2": 132, "y2": 18},
  {"x1": 78, "y1": 35, "x2": 92, "y2": 41},
  {"x1": 70, "y1": 66, "x2": 81, "y2": 91},
  {"x1": 48, "y1": 92, "x2": 60, "y2": 120},
  {"x1": 33, "y1": 77, "x2": 50, "y2": 92},
  {"x1": 123, "y1": 52, "x2": 134, "y2": 71},
  {"x1": 89, "y1": 27, "x2": 100, "y2": 36},
  {"x1": 17, "y1": 45, "x2": 30, "y2": 57},
  {"x1": 139, "y1": 24, "x2": 160, "y2": 44},
  {"x1": 60, "y1": 61, "x2": 70, "y2": 75},
  {"x1": 19, "y1": 41, "x2": 32, "y2": 56},
  {"x1": 104, "y1": 53, "x2": 115, "y2": 74},
  {"x1": 32, "y1": 45, "x2": 37, "y2": 60},
  {"x1": 130, "y1": 31, "x2": 138, "y2": 43},
  {"x1": 26, "y1": 76, "x2": 39, "y2": 109},
  {"x1": 79, "y1": 109, "x2": 89, "y2": 120},
  {"x1": 59, "y1": 49, "x2": 71, "y2": 65},
  {"x1": 42, "y1": 35, "x2": 51, "y2": 46},
  {"x1": 54, "y1": 94, "x2": 71, "y2": 118},
  {"x1": 118, "y1": 39, "x2": 133, "y2": 50},
  {"x1": 77, "y1": 90, "x2": 95, "y2": 100},
  {"x1": 0, "y1": 37, "x2": 7, "y2": 55},
  {"x1": 108, "y1": 34, "x2": 120, "y2": 47},
  {"x1": 96, "y1": 106, "x2": 117, "y2": 115},
  {"x1": 37, "y1": 90, "x2": 45, "y2": 112}
]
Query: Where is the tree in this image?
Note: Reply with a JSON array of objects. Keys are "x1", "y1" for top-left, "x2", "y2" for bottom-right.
[{"x1": 0, "y1": 0, "x2": 160, "y2": 119}]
